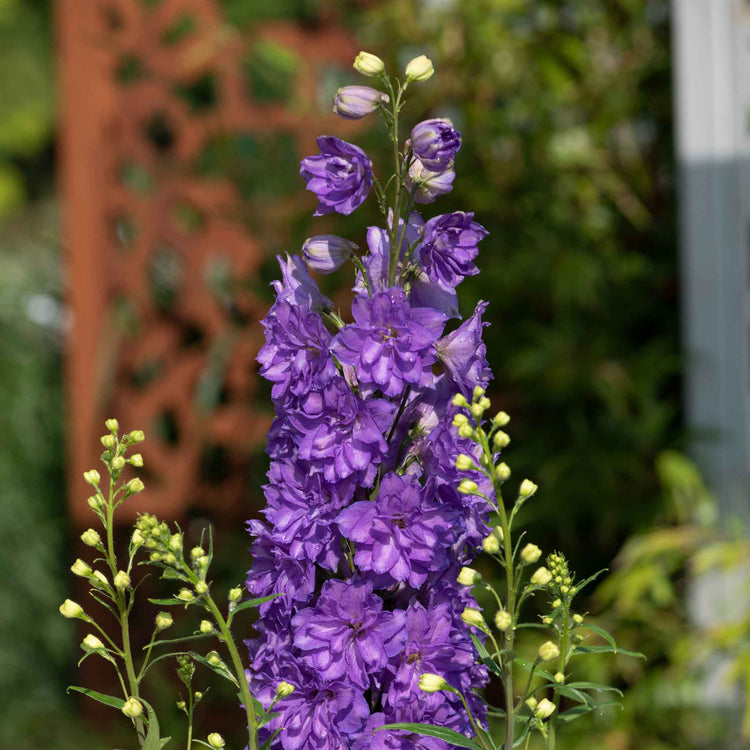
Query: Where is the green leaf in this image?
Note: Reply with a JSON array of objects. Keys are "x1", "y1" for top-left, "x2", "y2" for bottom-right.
[
  {"x1": 231, "y1": 593, "x2": 282, "y2": 615},
  {"x1": 67, "y1": 686, "x2": 125, "y2": 710},
  {"x1": 148, "y1": 597, "x2": 191, "y2": 606},
  {"x1": 514, "y1": 658, "x2": 554, "y2": 682},
  {"x1": 147, "y1": 632, "x2": 214, "y2": 649},
  {"x1": 578, "y1": 622, "x2": 617, "y2": 649},
  {"x1": 573, "y1": 645, "x2": 646, "y2": 659},
  {"x1": 574, "y1": 569, "x2": 607, "y2": 594},
  {"x1": 563, "y1": 681, "x2": 623, "y2": 697},
  {"x1": 553, "y1": 685, "x2": 595, "y2": 705},
  {"x1": 141, "y1": 699, "x2": 166, "y2": 750},
  {"x1": 259, "y1": 729, "x2": 282, "y2": 750},
  {"x1": 190, "y1": 651, "x2": 239, "y2": 686},
  {"x1": 557, "y1": 701, "x2": 622, "y2": 724},
  {"x1": 257, "y1": 710, "x2": 280, "y2": 729},
  {"x1": 378, "y1": 723, "x2": 483, "y2": 749},
  {"x1": 469, "y1": 632, "x2": 504, "y2": 680}
]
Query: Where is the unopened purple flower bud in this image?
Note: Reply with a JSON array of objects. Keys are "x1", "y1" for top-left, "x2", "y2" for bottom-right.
[
  {"x1": 302, "y1": 235, "x2": 358, "y2": 274},
  {"x1": 405, "y1": 158, "x2": 455, "y2": 204},
  {"x1": 410, "y1": 118, "x2": 461, "y2": 171},
  {"x1": 333, "y1": 86, "x2": 389, "y2": 120}
]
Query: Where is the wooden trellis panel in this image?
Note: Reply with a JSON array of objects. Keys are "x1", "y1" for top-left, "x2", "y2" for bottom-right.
[{"x1": 57, "y1": 0, "x2": 359, "y2": 526}]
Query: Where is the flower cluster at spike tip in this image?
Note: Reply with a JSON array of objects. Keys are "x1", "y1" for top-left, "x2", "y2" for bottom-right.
[{"x1": 246, "y1": 53, "x2": 494, "y2": 749}]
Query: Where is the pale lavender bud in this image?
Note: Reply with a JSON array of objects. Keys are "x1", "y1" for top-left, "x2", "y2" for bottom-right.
[
  {"x1": 405, "y1": 158, "x2": 455, "y2": 204},
  {"x1": 333, "y1": 86, "x2": 389, "y2": 120},
  {"x1": 302, "y1": 235, "x2": 358, "y2": 274}
]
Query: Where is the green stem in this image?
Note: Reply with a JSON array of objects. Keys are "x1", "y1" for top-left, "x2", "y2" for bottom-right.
[
  {"x1": 546, "y1": 608, "x2": 569, "y2": 750},
  {"x1": 204, "y1": 593, "x2": 258, "y2": 750}
]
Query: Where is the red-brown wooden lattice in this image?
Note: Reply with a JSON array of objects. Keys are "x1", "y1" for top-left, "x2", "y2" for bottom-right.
[{"x1": 57, "y1": 0, "x2": 360, "y2": 525}]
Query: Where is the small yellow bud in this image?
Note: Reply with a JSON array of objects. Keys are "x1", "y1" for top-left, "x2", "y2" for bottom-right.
[
  {"x1": 71, "y1": 559, "x2": 92, "y2": 577},
  {"x1": 457, "y1": 567, "x2": 481, "y2": 586},
  {"x1": 519, "y1": 479, "x2": 538, "y2": 499},
  {"x1": 105, "y1": 418, "x2": 119, "y2": 433},
  {"x1": 493, "y1": 431, "x2": 510, "y2": 449},
  {"x1": 531, "y1": 567, "x2": 552, "y2": 586},
  {"x1": 59, "y1": 599, "x2": 84, "y2": 619},
  {"x1": 128, "y1": 430, "x2": 146, "y2": 443},
  {"x1": 126, "y1": 478, "x2": 145, "y2": 494},
  {"x1": 470, "y1": 404, "x2": 484, "y2": 420},
  {"x1": 207, "y1": 733, "x2": 225, "y2": 749},
  {"x1": 418, "y1": 673, "x2": 449, "y2": 693},
  {"x1": 83, "y1": 470, "x2": 101, "y2": 486},
  {"x1": 495, "y1": 610, "x2": 512, "y2": 631},
  {"x1": 560, "y1": 585, "x2": 569, "y2": 594},
  {"x1": 194, "y1": 691, "x2": 203, "y2": 700},
  {"x1": 169, "y1": 533, "x2": 182, "y2": 552},
  {"x1": 554, "y1": 672, "x2": 565, "y2": 684},
  {"x1": 176, "y1": 700, "x2": 186, "y2": 710},
  {"x1": 457, "y1": 479, "x2": 478, "y2": 495},
  {"x1": 461, "y1": 607, "x2": 487, "y2": 631},
  {"x1": 353, "y1": 51, "x2": 385, "y2": 77},
  {"x1": 552, "y1": 599, "x2": 562, "y2": 608},
  {"x1": 521, "y1": 544, "x2": 542, "y2": 564},
  {"x1": 163, "y1": 552, "x2": 176, "y2": 566},
  {"x1": 542, "y1": 616, "x2": 553, "y2": 625},
  {"x1": 452, "y1": 393, "x2": 468, "y2": 408},
  {"x1": 82, "y1": 634, "x2": 104, "y2": 651},
  {"x1": 177, "y1": 588, "x2": 194, "y2": 602},
  {"x1": 478, "y1": 397, "x2": 491, "y2": 410},
  {"x1": 482, "y1": 533, "x2": 500, "y2": 554},
  {"x1": 114, "y1": 571, "x2": 131, "y2": 590},
  {"x1": 155, "y1": 612, "x2": 173, "y2": 631},
  {"x1": 276, "y1": 681, "x2": 296, "y2": 698},
  {"x1": 493, "y1": 411, "x2": 510, "y2": 427},
  {"x1": 496, "y1": 462, "x2": 511, "y2": 481},
  {"x1": 535, "y1": 698, "x2": 556, "y2": 719},
  {"x1": 229, "y1": 587, "x2": 243, "y2": 603},
  {"x1": 81, "y1": 528, "x2": 101, "y2": 547},
  {"x1": 93, "y1": 570, "x2": 109, "y2": 587},
  {"x1": 100, "y1": 434, "x2": 116, "y2": 450},
  {"x1": 87, "y1": 494, "x2": 104, "y2": 510},
  {"x1": 199, "y1": 620, "x2": 213, "y2": 634},
  {"x1": 452, "y1": 412, "x2": 468, "y2": 426},
  {"x1": 525, "y1": 697, "x2": 538, "y2": 711},
  {"x1": 472, "y1": 385, "x2": 485, "y2": 400},
  {"x1": 111, "y1": 456, "x2": 126, "y2": 471},
  {"x1": 191, "y1": 546, "x2": 205, "y2": 560},
  {"x1": 130, "y1": 453, "x2": 144, "y2": 467},
  {"x1": 131, "y1": 529, "x2": 146, "y2": 546},
  {"x1": 458, "y1": 424, "x2": 474, "y2": 439},
  {"x1": 206, "y1": 651, "x2": 222, "y2": 667},
  {"x1": 573, "y1": 614, "x2": 583, "y2": 625},
  {"x1": 538, "y1": 641, "x2": 560, "y2": 662},
  {"x1": 455, "y1": 454, "x2": 474, "y2": 471},
  {"x1": 122, "y1": 697, "x2": 143, "y2": 718},
  {"x1": 195, "y1": 581, "x2": 208, "y2": 594}
]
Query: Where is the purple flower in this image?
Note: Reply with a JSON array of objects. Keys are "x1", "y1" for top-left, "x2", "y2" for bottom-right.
[
  {"x1": 336, "y1": 473, "x2": 459, "y2": 587},
  {"x1": 410, "y1": 119, "x2": 462, "y2": 171},
  {"x1": 302, "y1": 234, "x2": 358, "y2": 274},
  {"x1": 300, "y1": 136, "x2": 373, "y2": 216},
  {"x1": 334, "y1": 85, "x2": 389, "y2": 120},
  {"x1": 245, "y1": 521, "x2": 316, "y2": 615},
  {"x1": 287, "y1": 377, "x2": 393, "y2": 485},
  {"x1": 257, "y1": 300, "x2": 337, "y2": 401},
  {"x1": 273, "y1": 254, "x2": 332, "y2": 311},
  {"x1": 293, "y1": 579, "x2": 406, "y2": 690},
  {"x1": 420, "y1": 212, "x2": 487, "y2": 289},
  {"x1": 405, "y1": 159, "x2": 455, "y2": 204},
  {"x1": 331, "y1": 288, "x2": 446, "y2": 397},
  {"x1": 437, "y1": 302, "x2": 492, "y2": 396}
]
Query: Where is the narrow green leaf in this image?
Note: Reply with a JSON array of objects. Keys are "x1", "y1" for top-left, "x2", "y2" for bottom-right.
[
  {"x1": 573, "y1": 645, "x2": 646, "y2": 659},
  {"x1": 557, "y1": 701, "x2": 622, "y2": 723},
  {"x1": 574, "y1": 569, "x2": 607, "y2": 594},
  {"x1": 257, "y1": 710, "x2": 280, "y2": 729},
  {"x1": 141, "y1": 699, "x2": 164, "y2": 750},
  {"x1": 190, "y1": 651, "x2": 239, "y2": 686},
  {"x1": 67, "y1": 686, "x2": 125, "y2": 710},
  {"x1": 514, "y1": 658, "x2": 554, "y2": 682},
  {"x1": 259, "y1": 729, "x2": 282, "y2": 750},
  {"x1": 231, "y1": 593, "x2": 283, "y2": 616},
  {"x1": 148, "y1": 597, "x2": 190, "y2": 606},
  {"x1": 378, "y1": 723, "x2": 483, "y2": 749},
  {"x1": 564, "y1": 682, "x2": 623, "y2": 697},
  {"x1": 469, "y1": 632, "x2": 503, "y2": 679},
  {"x1": 553, "y1": 685, "x2": 595, "y2": 705},
  {"x1": 146, "y1": 632, "x2": 213, "y2": 649},
  {"x1": 578, "y1": 622, "x2": 617, "y2": 649}
]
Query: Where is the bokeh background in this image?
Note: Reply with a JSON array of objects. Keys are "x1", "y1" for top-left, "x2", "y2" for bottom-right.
[{"x1": 1, "y1": 0, "x2": 748, "y2": 748}]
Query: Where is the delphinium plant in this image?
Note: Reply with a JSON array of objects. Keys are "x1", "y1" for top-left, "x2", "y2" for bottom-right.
[
  {"x1": 244, "y1": 51, "x2": 639, "y2": 749},
  {"x1": 59, "y1": 420, "x2": 278, "y2": 749}
]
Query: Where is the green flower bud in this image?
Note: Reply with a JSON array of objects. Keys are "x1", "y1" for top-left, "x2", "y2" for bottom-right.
[
  {"x1": 194, "y1": 691, "x2": 203, "y2": 700},
  {"x1": 554, "y1": 671, "x2": 565, "y2": 683},
  {"x1": 163, "y1": 553, "x2": 176, "y2": 566},
  {"x1": 199, "y1": 620, "x2": 213, "y2": 634},
  {"x1": 207, "y1": 733, "x2": 225, "y2": 749},
  {"x1": 470, "y1": 404, "x2": 484, "y2": 420},
  {"x1": 572, "y1": 614, "x2": 584, "y2": 625},
  {"x1": 457, "y1": 479, "x2": 478, "y2": 495},
  {"x1": 126, "y1": 478, "x2": 145, "y2": 494},
  {"x1": 131, "y1": 529, "x2": 146, "y2": 546},
  {"x1": 229, "y1": 587, "x2": 242, "y2": 603},
  {"x1": 457, "y1": 424, "x2": 474, "y2": 439},
  {"x1": 81, "y1": 528, "x2": 101, "y2": 547},
  {"x1": 353, "y1": 51, "x2": 384, "y2": 77},
  {"x1": 83, "y1": 470, "x2": 101, "y2": 486},
  {"x1": 100, "y1": 434, "x2": 116, "y2": 450},
  {"x1": 111, "y1": 456, "x2": 126, "y2": 471},
  {"x1": 493, "y1": 431, "x2": 510, "y2": 449},
  {"x1": 130, "y1": 453, "x2": 144, "y2": 467},
  {"x1": 493, "y1": 411, "x2": 510, "y2": 427},
  {"x1": 482, "y1": 533, "x2": 500, "y2": 554},
  {"x1": 472, "y1": 385, "x2": 485, "y2": 400},
  {"x1": 197, "y1": 556, "x2": 209, "y2": 568},
  {"x1": 195, "y1": 581, "x2": 208, "y2": 594},
  {"x1": 525, "y1": 697, "x2": 537, "y2": 711},
  {"x1": 478, "y1": 396, "x2": 491, "y2": 410},
  {"x1": 542, "y1": 616, "x2": 553, "y2": 625},
  {"x1": 191, "y1": 546, "x2": 205, "y2": 560},
  {"x1": 206, "y1": 651, "x2": 222, "y2": 667},
  {"x1": 87, "y1": 494, "x2": 104, "y2": 510},
  {"x1": 169, "y1": 533, "x2": 182, "y2": 552},
  {"x1": 114, "y1": 571, "x2": 131, "y2": 590},
  {"x1": 521, "y1": 543, "x2": 542, "y2": 564},
  {"x1": 59, "y1": 599, "x2": 84, "y2": 619},
  {"x1": 177, "y1": 588, "x2": 194, "y2": 602},
  {"x1": 495, "y1": 610, "x2": 512, "y2": 631},
  {"x1": 538, "y1": 641, "x2": 560, "y2": 662},
  {"x1": 455, "y1": 454, "x2": 474, "y2": 471},
  {"x1": 276, "y1": 681, "x2": 295, "y2": 698},
  {"x1": 418, "y1": 673, "x2": 448, "y2": 693},
  {"x1": 457, "y1": 567, "x2": 481, "y2": 586},
  {"x1": 93, "y1": 570, "x2": 109, "y2": 587},
  {"x1": 461, "y1": 607, "x2": 487, "y2": 631},
  {"x1": 452, "y1": 412, "x2": 468, "y2": 426},
  {"x1": 176, "y1": 700, "x2": 186, "y2": 711},
  {"x1": 82, "y1": 634, "x2": 104, "y2": 651},
  {"x1": 71, "y1": 559, "x2": 92, "y2": 577},
  {"x1": 552, "y1": 598, "x2": 561, "y2": 608},
  {"x1": 155, "y1": 612, "x2": 173, "y2": 631},
  {"x1": 105, "y1": 418, "x2": 119, "y2": 433},
  {"x1": 535, "y1": 698, "x2": 555, "y2": 719},
  {"x1": 496, "y1": 462, "x2": 511, "y2": 481},
  {"x1": 451, "y1": 393, "x2": 468, "y2": 408},
  {"x1": 519, "y1": 479, "x2": 538, "y2": 498},
  {"x1": 128, "y1": 430, "x2": 145, "y2": 443},
  {"x1": 122, "y1": 697, "x2": 143, "y2": 718},
  {"x1": 530, "y1": 567, "x2": 552, "y2": 586}
]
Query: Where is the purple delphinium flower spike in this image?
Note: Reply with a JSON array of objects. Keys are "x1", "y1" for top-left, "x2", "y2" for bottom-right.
[
  {"x1": 300, "y1": 136, "x2": 373, "y2": 215},
  {"x1": 331, "y1": 287, "x2": 447, "y2": 397}
]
